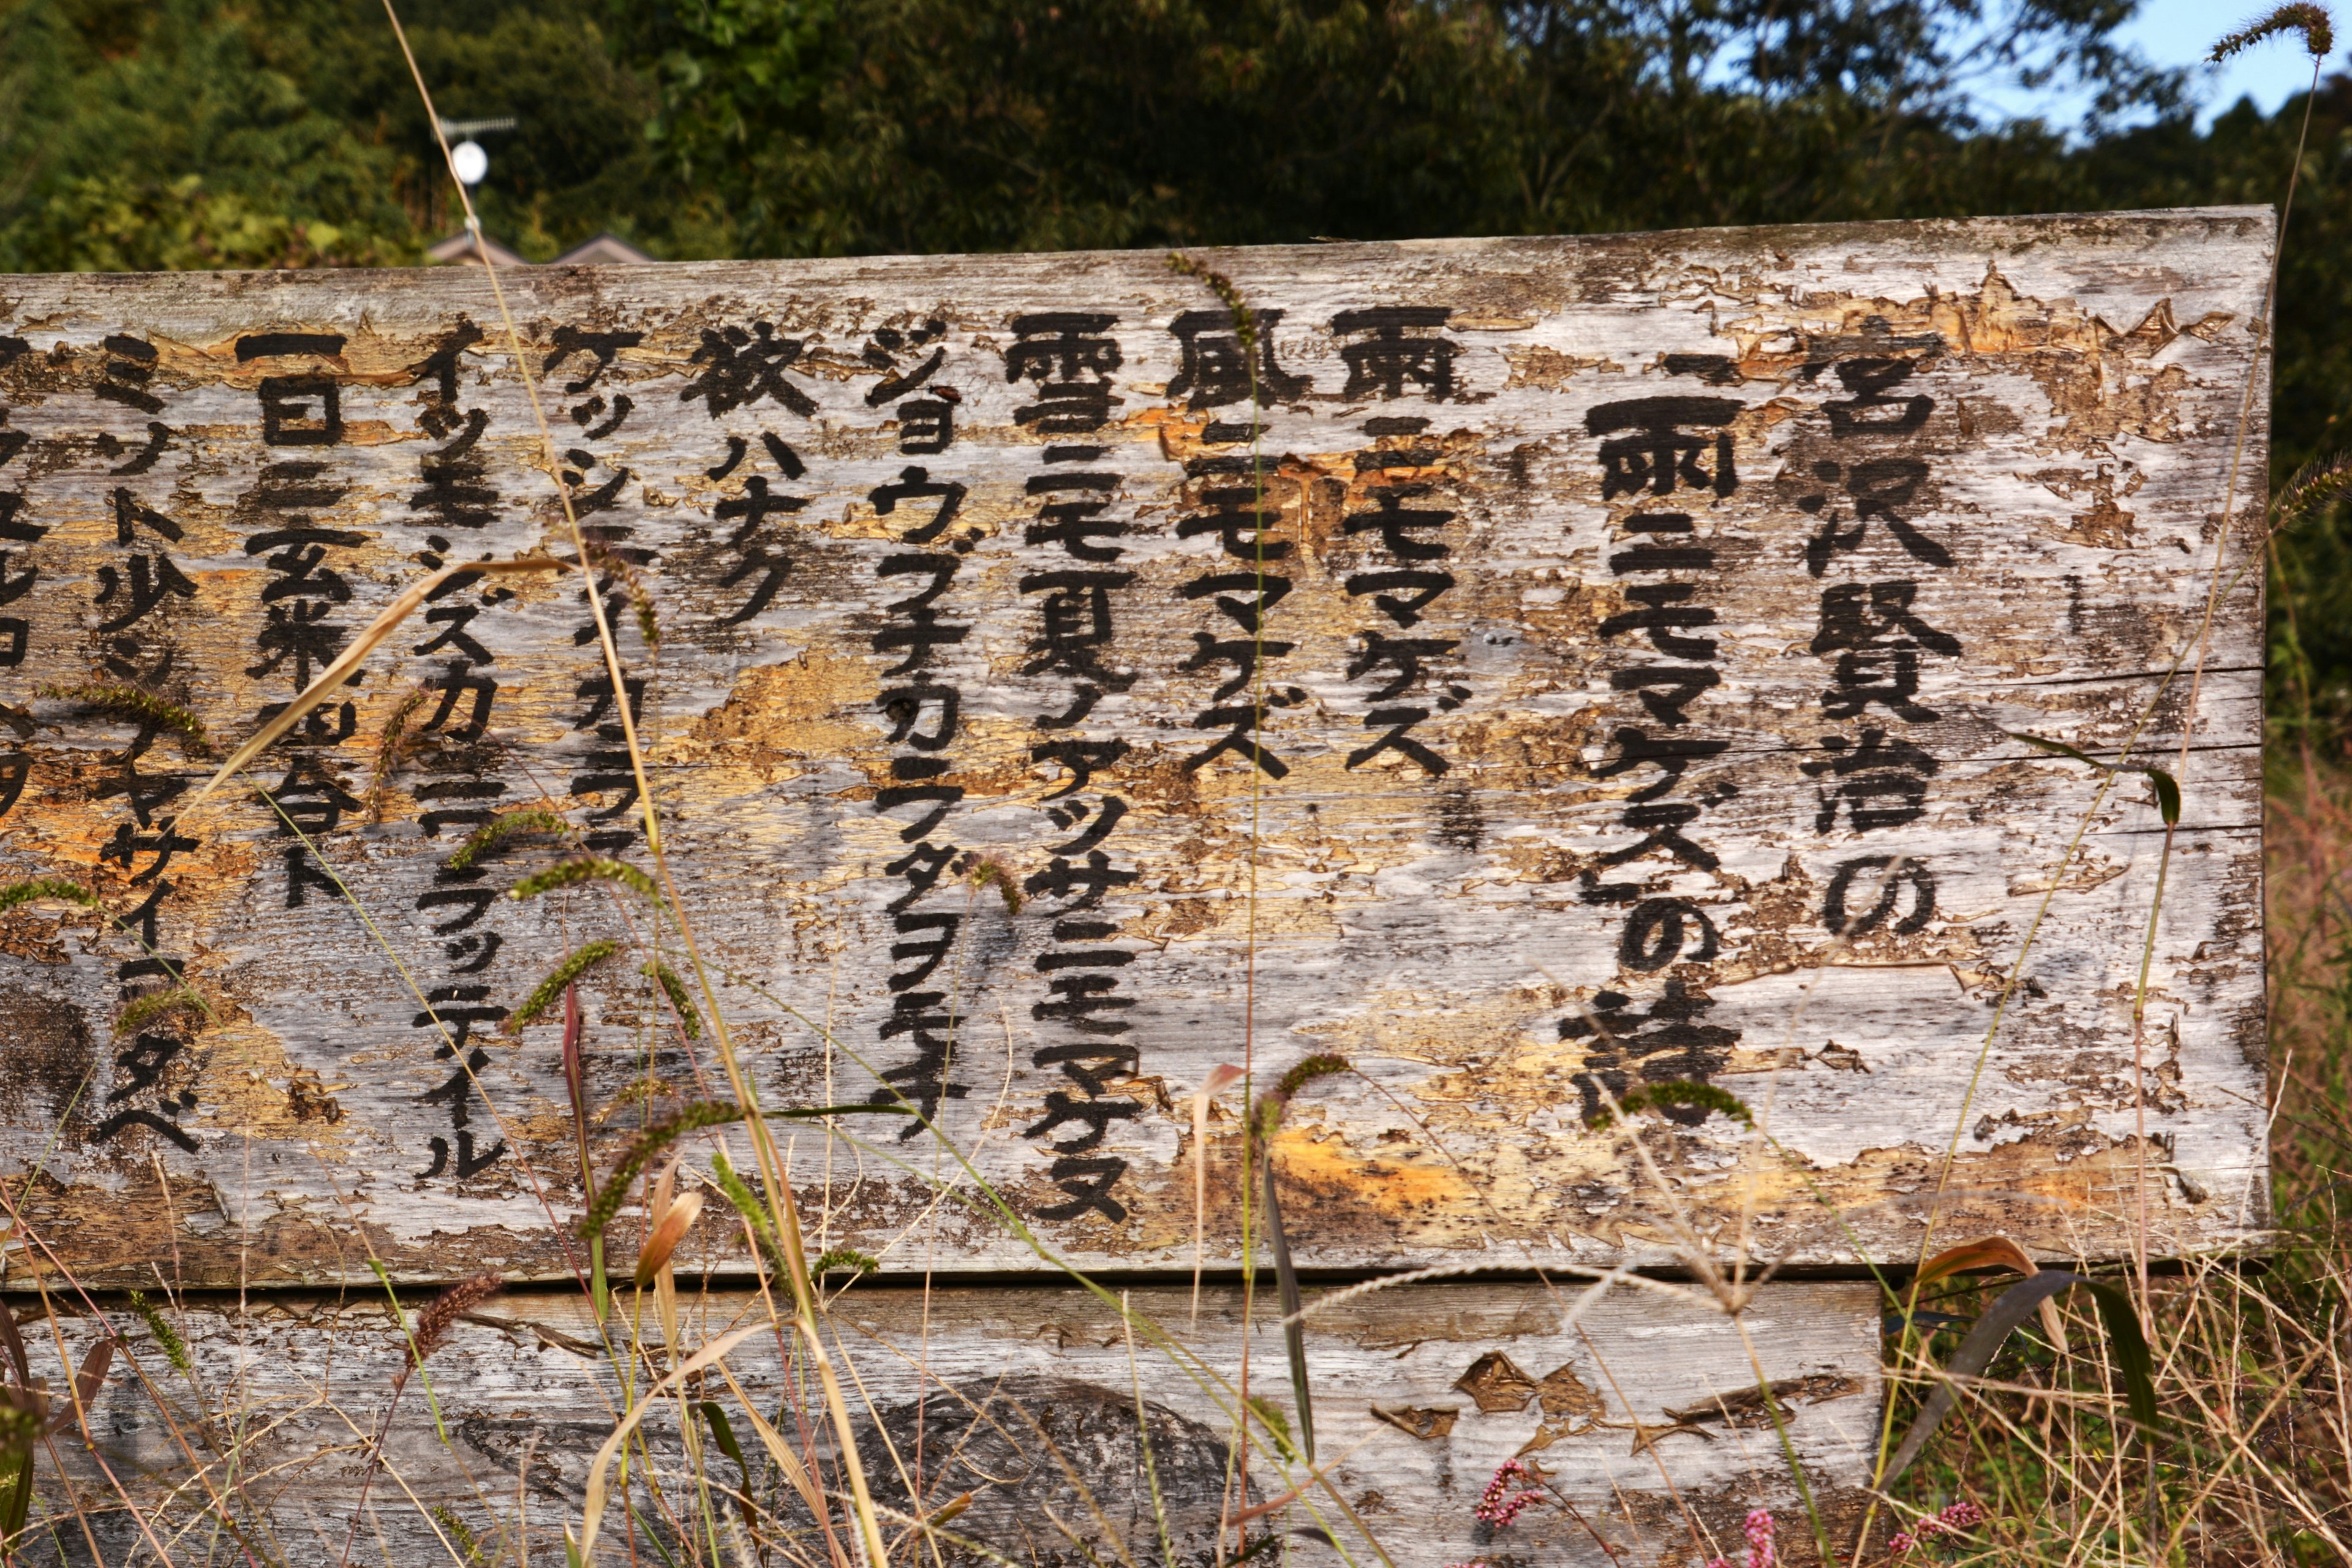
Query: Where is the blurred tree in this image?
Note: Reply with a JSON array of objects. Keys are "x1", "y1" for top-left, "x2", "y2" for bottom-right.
[
  {"x1": 0, "y1": 0, "x2": 412, "y2": 270},
  {"x1": 253, "y1": 0, "x2": 715, "y2": 258}
]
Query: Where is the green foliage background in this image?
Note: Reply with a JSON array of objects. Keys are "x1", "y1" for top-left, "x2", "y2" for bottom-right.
[{"x1": 3, "y1": 0, "x2": 2346, "y2": 725}]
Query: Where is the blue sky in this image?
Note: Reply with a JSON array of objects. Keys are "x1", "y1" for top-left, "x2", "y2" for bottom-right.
[{"x1": 1966, "y1": 0, "x2": 2330, "y2": 126}]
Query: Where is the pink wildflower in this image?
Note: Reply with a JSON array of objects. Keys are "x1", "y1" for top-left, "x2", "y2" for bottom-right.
[
  {"x1": 1474, "y1": 1460, "x2": 1544, "y2": 1529},
  {"x1": 1702, "y1": 1510, "x2": 1777, "y2": 1568},
  {"x1": 1890, "y1": 1500, "x2": 1987, "y2": 1554}
]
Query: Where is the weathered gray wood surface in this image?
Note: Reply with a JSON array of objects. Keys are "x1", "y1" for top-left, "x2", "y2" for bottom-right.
[
  {"x1": 18, "y1": 1281, "x2": 1880, "y2": 1566},
  {"x1": 0, "y1": 209, "x2": 2271, "y2": 1286}
]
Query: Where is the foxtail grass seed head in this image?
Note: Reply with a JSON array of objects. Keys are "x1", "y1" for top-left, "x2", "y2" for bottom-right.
[
  {"x1": 431, "y1": 1507, "x2": 483, "y2": 1564},
  {"x1": 582, "y1": 1101, "x2": 747, "y2": 1243},
  {"x1": 583, "y1": 538, "x2": 660, "y2": 647},
  {"x1": 2211, "y1": 2, "x2": 2334, "y2": 59},
  {"x1": 1274, "y1": 1052, "x2": 1349, "y2": 1102},
  {"x1": 127, "y1": 1289, "x2": 192, "y2": 1374},
  {"x1": 1585, "y1": 1079, "x2": 1752, "y2": 1129},
  {"x1": 1254, "y1": 1052, "x2": 1351, "y2": 1142},
  {"x1": 503, "y1": 939, "x2": 620, "y2": 1033},
  {"x1": 600, "y1": 1074, "x2": 676, "y2": 1120},
  {"x1": 113, "y1": 987, "x2": 205, "y2": 1039},
  {"x1": 404, "y1": 1272, "x2": 504, "y2": 1369},
  {"x1": 447, "y1": 807, "x2": 571, "y2": 872},
  {"x1": 0, "y1": 878, "x2": 98, "y2": 914},
  {"x1": 642, "y1": 960, "x2": 702, "y2": 1039},
  {"x1": 1166, "y1": 252, "x2": 1258, "y2": 353},
  {"x1": 508, "y1": 856, "x2": 660, "y2": 903},
  {"x1": 366, "y1": 683, "x2": 433, "y2": 820},
  {"x1": 809, "y1": 1248, "x2": 878, "y2": 1290},
  {"x1": 954, "y1": 851, "x2": 1023, "y2": 914},
  {"x1": 2275, "y1": 450, "x2": 2352, "y2": 530},
  {"x1": 39, "y1": 683, "x2": 210, "y2": 754},
  {"x1": 709, "y1": 1148, "x2": 790, "y2": 1278}
]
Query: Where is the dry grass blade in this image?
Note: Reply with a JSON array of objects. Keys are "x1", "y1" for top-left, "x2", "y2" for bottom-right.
[
  {"x1": 1259, "y1": 1155, "x2": 1313, "y2": 1463},
  {"x1": 573, "y1": 1325, "x2": 760, "y2": 1562},
  {"x1": 1913, "y1": 1234, "x2": 2068, "y2": 1352},
  {"x1": 1191, "y1": 1063, "x2": 1244, "y2": 1324},
  {"x1": 188, "y1": 556, "x2": 564, "y2": 807},
  {"x1": 639, "y1": 1191, "x2": 703, "y2": 1289},
  {"x1": 710, "y1": 1361, "x2": 827, "y2": 1522},
  {"x1": 51, "y1": 1338, "x2": 113, "y2": 1436},
  {"x1": 1883, "y1": 1270, "x2": 2155, "y2": 1488}
]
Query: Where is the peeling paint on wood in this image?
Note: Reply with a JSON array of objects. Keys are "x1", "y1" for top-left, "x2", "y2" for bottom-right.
[
  {"x1": 17, "y1": 1281, "x2": 1882, "y2": 1566},
  {"x1": 0, "y1": 209, "x2": 2272, "y2": 1287}
]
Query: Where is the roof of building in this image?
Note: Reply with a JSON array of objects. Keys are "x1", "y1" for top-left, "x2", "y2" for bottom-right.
[
  {"x1": 423, "y1": 228, "x2": 533, "y2": 268},
  {"x1": 423, "y1": 230, "x2": 657, "y2": 268},
  {"x1": 549, "y1": 233, "x2": 655, "y2": 266}
]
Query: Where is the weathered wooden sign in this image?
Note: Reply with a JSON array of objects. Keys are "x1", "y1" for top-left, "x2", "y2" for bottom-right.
[{"x1": 0, "y1": 208, "x2": 2270, "y2": 1292}]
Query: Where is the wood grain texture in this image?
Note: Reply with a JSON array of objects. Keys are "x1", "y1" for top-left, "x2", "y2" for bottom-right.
[
  {"x1": 0, "y1": 209, "x2": 2272, "y2": 1286},
  {"x1": 14, "y1": 1280, "x2": 1882, "y2": 1566}
]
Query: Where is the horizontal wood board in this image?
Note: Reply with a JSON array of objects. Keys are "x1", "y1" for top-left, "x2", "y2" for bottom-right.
[
  {"x1": 0, "y1": 209, "x2": 2272, "y2": 1286},
  {"x1": 15, "y1": 1281, "x2": 1881, "y2": 1567}
]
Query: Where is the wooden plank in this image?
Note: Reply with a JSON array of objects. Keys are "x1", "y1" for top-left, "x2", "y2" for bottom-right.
[
  {"x1": 0, "y1": 209, "x2": 2272, "y2": 1286},
  {"x1": 15, "y1": 1280, "x2": 1882, "y2": 1566}
]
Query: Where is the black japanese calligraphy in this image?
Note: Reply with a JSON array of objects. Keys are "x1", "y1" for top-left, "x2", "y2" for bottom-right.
[
  {"x1": 864, "y1": 318, "x2": 956, "y2": 454},
  {"x1": 81, "y1": 332, "x2": 210, "y2": 1152},
  {"x1": 1341, "y1": 413, "x2": 1466, "y2": 776},
  {"x1": 1792, "y1": 351, "x2": 1953, "y2": 930},
  {"x1": 399, "y1": 326, "x2": 518, "y2": 1182},
  {"x1": 867, "y1": 452, "x2": 974, "y2": 1132},
  {"x1": 1333, "y1": 307, "x2": 1456, "y2": 402},
  {"x1": 0, "y1": 336, "x2": 33, "y2": 816},
  {"x1": 1010, "y1": 309, "x2": 1142, "y2": 1223},
  {"x1": 1575, "y1": 368, "x2": 1749, "y2": 1107}
]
